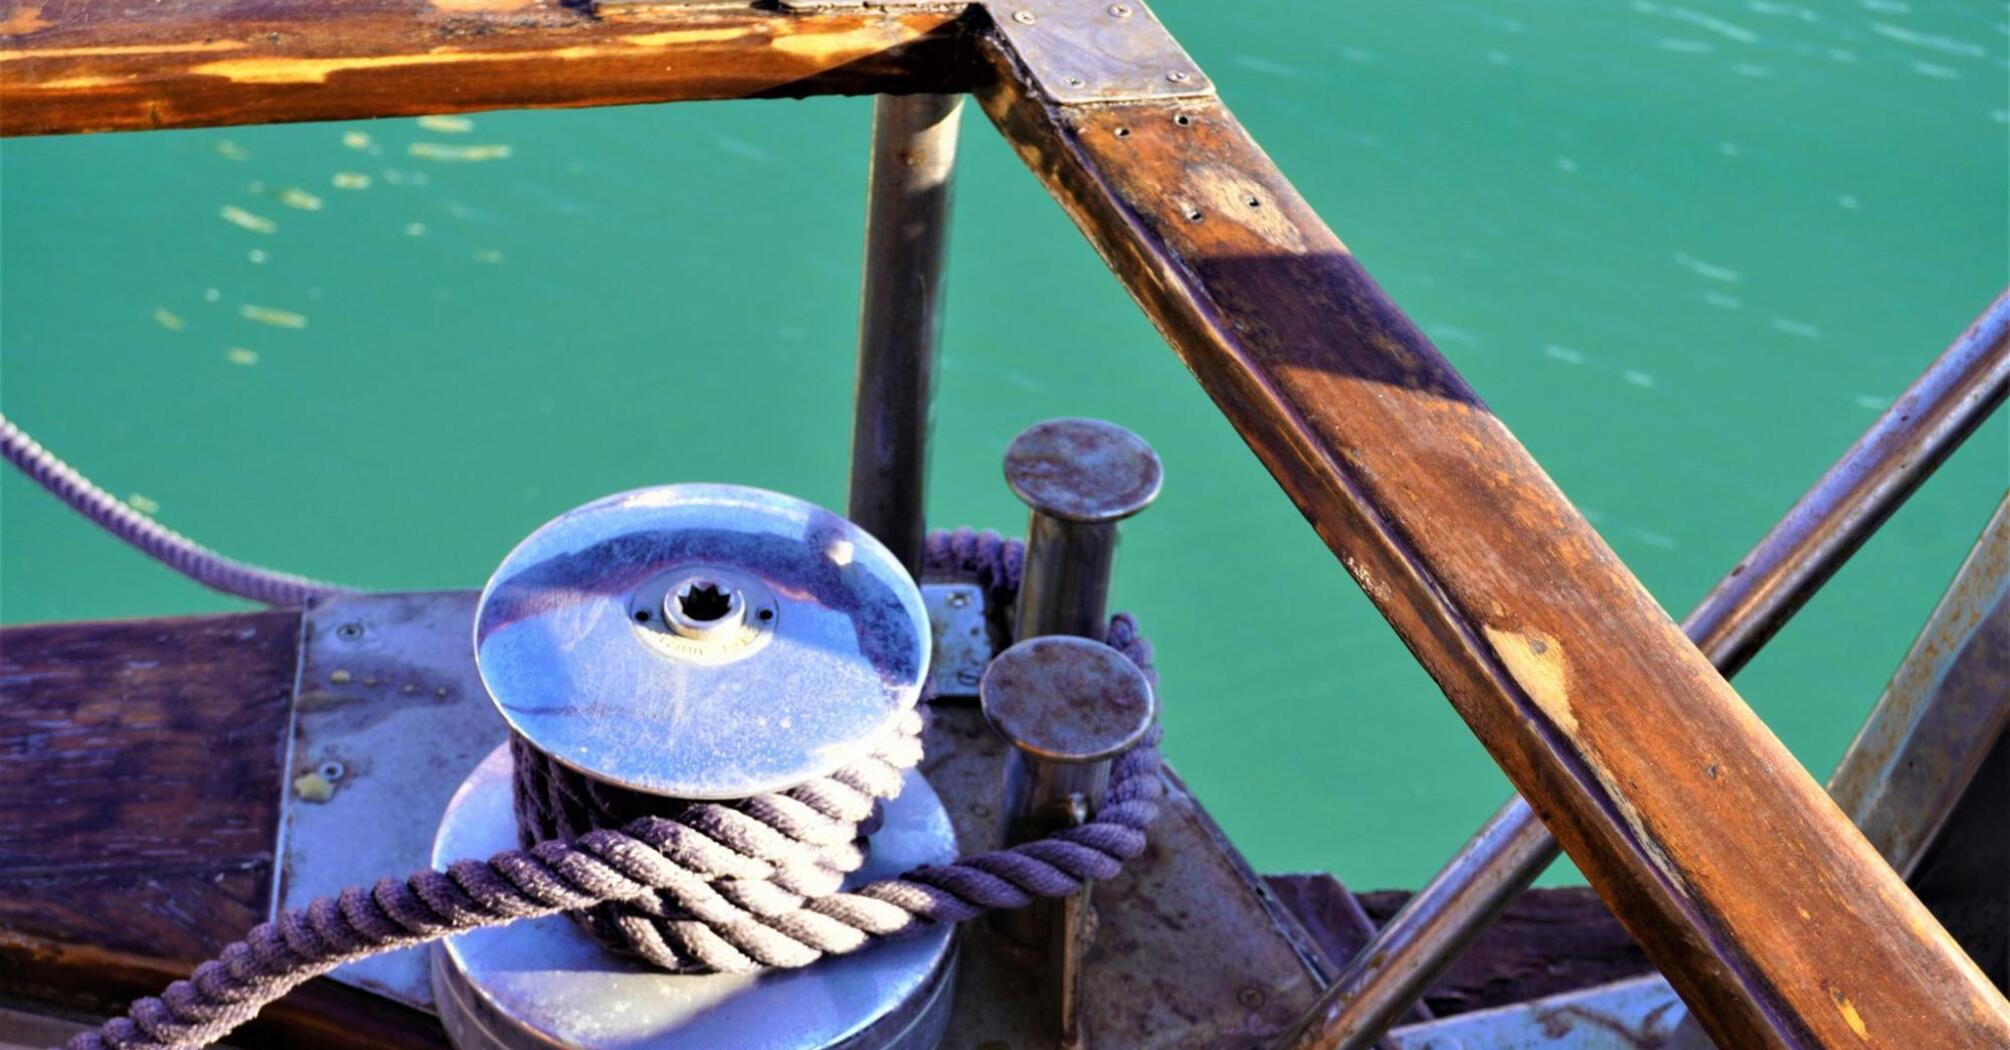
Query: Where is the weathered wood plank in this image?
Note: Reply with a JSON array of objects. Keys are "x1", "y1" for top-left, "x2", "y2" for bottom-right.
[
  {"x1": 1355, "y1": 887, "x2": 1651, "y2": 1017},
  {"x1": 0, "y1": 611, "x2": 451, "y2": 1047},
  {"x1": 976, "y1": 68, "x2": 2010, "y2": 1049},
  {"x1": 0, "y1": 612, "x2": 444, "y2": 1047},
  {"x1": 1261, "y1": 874, "x2": 1431, "y2": 1025},
  {"x1": 0, "y1": 1, "x2": 979, "y2": 137},
  {"x1": 1267, "y1": 875, "x2": 1652, "y2": 1018},
  {"x1": 0, "y1": 611, "x2": 297, "y2": 964}
]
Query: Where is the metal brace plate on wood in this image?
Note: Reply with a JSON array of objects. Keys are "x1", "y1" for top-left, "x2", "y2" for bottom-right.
[{"x1": 775, "y1": 0, "x2": 1214, "y2": 104}]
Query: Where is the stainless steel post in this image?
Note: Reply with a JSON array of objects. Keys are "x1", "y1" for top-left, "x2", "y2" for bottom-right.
[
  {"x1": 1005, "y1": 418, "x2": 1164, "y2": 642},
  {"x1": 980, "y1": 635, "x2": 1157, "y2": 1048},
  {"x1": 1277, "y1": 287, "x2": 2010, "y2": 1050},
  {"x1": 846, "y1": 93, "x2": 962, "y2": 576}
]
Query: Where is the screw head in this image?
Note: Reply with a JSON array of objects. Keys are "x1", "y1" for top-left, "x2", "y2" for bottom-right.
[
  {"x1": 1166, "y1": 69, "x2": 1191, "y2": 83},
  {"x1": 1109, "y1": 3, "x2": 1133, "y2": 15},
  {"x1": 1064, "y1": 75, "x2": 1086, "y2": 88},
  {"x1": 1012, "y1": 9, "x2": 1037, "y2": 23}
]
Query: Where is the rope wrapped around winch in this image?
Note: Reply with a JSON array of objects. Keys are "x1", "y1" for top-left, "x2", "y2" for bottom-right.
[{"x1": 69, "y1": 530, "x2": 1166, "y2": 1050}]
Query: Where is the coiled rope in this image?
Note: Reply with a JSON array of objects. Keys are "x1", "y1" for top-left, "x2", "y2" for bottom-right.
[
  {"x1": 0, "y1": 413, "x2": 351, "y2": 606},
  {"x1": 68, "y1": 530, "x2": 1166, "y2": 1050}
]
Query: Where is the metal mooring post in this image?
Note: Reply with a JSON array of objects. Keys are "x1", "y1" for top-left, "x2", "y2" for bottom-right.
[
  {"x1": 1006, "y1": 418, "x2": 1164, "y2": 642},
  {"x1": 981, "y1": 635, "x2": 1156, "y2": 1049},
  {"x1": 988, "y1": 418, "x2": 1163, "y2": 1045},
  {"x1": 847, "y1": 93, "x2": 963, "y2": 575}
]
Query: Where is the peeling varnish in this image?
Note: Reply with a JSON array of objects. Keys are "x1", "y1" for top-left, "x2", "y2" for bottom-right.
[
  {"x1": 771, "y1": 23, "x2": 903, "y2": 59},
  {"x1": 431, "y1": 0, "x2": 541, "y2": 10},
  {"x1": 1485, "y1": 625, "x2": 1574, "y2": 733},
  {"x1": 621, "y1": 27, "x2": 753, "y2": 48},
  {"x1": 1485, "y1": 623, "x2": 1696, "y2": 898},
  {"x1": 1603, "y1": 778, "x2": 1690, "y2": 900},
  {"x1": 1189, "y1": 162, "x2": 1306, "y2": 251},
  {"x1": 0, "y1": 39, "x2": 246, "y2": 61},
  {"x1": 1831, "y1": 987, "x2": 1870, "y2": 1041},
  {"x1": 1342, "y1": 555, "x2": 1392, "y2": 604},
  {"x1": 181, "y1": 28, "x2": 753, "y2": 85}
]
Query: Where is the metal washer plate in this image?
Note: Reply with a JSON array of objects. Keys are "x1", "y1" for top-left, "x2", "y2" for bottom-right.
[
  {"x1": 989, "y1": 0, "x2": 1214, "y2": 105},
  {"x1": 432, "y1": 745, "x2": 958, "y2": 1050},
  {"x1": 476, "y1": 484, "x2": 930, "y2": 800}
]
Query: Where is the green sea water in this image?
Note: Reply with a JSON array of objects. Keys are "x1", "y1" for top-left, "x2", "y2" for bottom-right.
[{"x1": 2, "y1": 1, "x2": 2004, "y2": 891}]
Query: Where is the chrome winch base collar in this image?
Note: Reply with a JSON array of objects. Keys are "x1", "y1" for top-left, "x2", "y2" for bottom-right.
[{"x1": 431, "y1": 745, "x2": 960, "y2": 1050}]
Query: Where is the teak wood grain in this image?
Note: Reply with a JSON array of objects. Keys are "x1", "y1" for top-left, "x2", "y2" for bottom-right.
[
  {"x1": 975, "y1": 73, "x2": 2010, "y2": 1049},
  {"x1": 0, "y1": 612, "x2": 447, "y2": 1048},
  {"x1": 0, "y1": 0, "x2": 980, "y2": 136}
]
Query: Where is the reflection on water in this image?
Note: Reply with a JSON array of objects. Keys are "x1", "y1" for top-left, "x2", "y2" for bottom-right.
[{"x1": 0, "y1": 0, "x2": 2003, "y2": 887}]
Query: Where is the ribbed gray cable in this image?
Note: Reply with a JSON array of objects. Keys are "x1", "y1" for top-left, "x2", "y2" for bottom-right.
[
  {"x1": 0, "y1": 413, "x2": 351, "y2": 606},
  {"x1": 69, "y1": 532, "x2": 1163, "y2": 1050}
]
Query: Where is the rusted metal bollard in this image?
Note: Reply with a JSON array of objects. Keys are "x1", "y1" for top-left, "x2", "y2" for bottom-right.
[
  {"x1": 1005, "y1": 418, "x2": 1163, "y2": 642},
  {"x1": 980, "y1": 636, "x2": 1156, "y2": 1048},
  {"x1": 988, "y1": 417, "x2": 1162, "y2": 1045}
]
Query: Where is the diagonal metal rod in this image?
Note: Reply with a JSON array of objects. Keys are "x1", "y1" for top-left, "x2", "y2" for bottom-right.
[{"x1": 1278, "y1": 286, "x2": 2010, "y2": 1050}]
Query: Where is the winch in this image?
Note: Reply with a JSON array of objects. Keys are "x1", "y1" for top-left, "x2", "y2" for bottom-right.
[
  {"x1": 25, "y1": 415, "x2": 1386, "y2": 1050},
  {"x1": 433, "y1": 484, "x2": 957, "y2": 1050},
  {"x1": 6, "y1": 9, "x2": 2008, "y2": 1045}
]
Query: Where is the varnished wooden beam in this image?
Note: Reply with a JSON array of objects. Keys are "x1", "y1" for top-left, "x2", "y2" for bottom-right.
[
  {"x1": 0, "y1": 0, "x2": 981, "y2": 137},
  {"x1": 975, "y1": 65, "x2": 2010, "y2": 1050},
  {"x1": 0, "y1": 612, "x2": 444, "y2": 1048}
]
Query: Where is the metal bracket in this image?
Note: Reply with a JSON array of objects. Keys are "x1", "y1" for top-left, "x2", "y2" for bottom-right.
[{"x1": 774, "y1": 0, "x2": 1214, "y2": 105}]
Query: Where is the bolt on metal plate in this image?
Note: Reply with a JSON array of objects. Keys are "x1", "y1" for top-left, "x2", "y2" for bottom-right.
[
  {"x1": 923, "y1": 582, "x2": 993, "y2": 699},
  {"x1": 278, "y1": 590, "x2": 506, "y2": 1011},
  {"x1": 989, "y1": 0, "x2": 1214, "y2": 104}
]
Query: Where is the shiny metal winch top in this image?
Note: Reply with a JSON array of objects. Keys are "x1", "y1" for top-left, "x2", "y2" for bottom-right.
[{"x1": 474, "y1": 483, "x2": 930, "y2": 800}]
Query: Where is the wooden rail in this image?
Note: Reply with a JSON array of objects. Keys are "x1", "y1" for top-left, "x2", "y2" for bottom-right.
[
  {"x1": 0, "y1": 0, "x2": 980, "y2": 136},
  {"x1": 2, "y1": 2, "x2": 2006, "y2": 1046},
  {"x1": 972, "y1": 53, "x2": 2010, "y2": 1050}
]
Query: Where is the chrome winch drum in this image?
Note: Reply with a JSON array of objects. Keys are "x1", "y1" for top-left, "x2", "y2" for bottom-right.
[{"x1": 431, "y1": 484, "x2": 958, "y2": 1050}]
